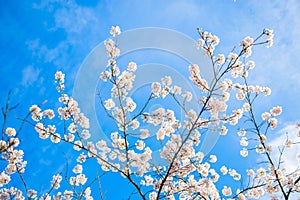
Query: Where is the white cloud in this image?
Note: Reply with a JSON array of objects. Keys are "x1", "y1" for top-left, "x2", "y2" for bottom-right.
[
  {"x1": 26, "y1": 38, "x2": 70, "y2": 66},
  {"x1": 268, "y1": 124, "x2": 300, "y2": 173},
  {"x1": 54, "y1": 3, "x2": 99, "y2": 34},
  {"x1": 21, "y1": 65, "x2": 41, "y2": 87},
  {"x1": 256, "y1": 123, "x2": 300, "y2": 199},
  {"x1": 245, "y1": 0, "x2": 300, "y2": 88},
  {"x1": 48, "y1": 0, "x2": 102, "y2": 49},
  {"x1": 29, "y1": 0, "x2": 103, "y2": 74}
]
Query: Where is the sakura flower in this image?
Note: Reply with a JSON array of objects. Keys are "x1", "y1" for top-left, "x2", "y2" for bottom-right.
[
  {"x1": 51, "y1": 174, "x2": 62, "y2": 189},
  {"x1": 222, "y1": 186, "x2": 232, "y2": 196},
  {"x1": 29, "y1": 104, "x2": 42, "y2": 121},
  {"x1": 0, "y1": 172, "x2": 11, "y2": 187},
  {"x1": 73, "y1": 164, "x2": 83, "y2": 174},
  {"x1": 269, "y1": 118, "x2": 278, "y2": 129},
  {"x1": 264, "y1": 87, "x2": 272, "y2": 96},
  {"x1": 246, "y1": 60, "x2": 255, "y2": 69},
  {"x1": 64, "y1": 133, "x2": 75, "y2": 142},
  {"x1": 261, "y1": 112, "x2": 271, "y2": 121},
  {"x1": 182, "y1": 91, "x2": 192, "y2": 102},
  {"x1": 152, "y1": 82, "x2": 161, "y2": 96},
  {"x1": 217, "y1": 54, "x2": 225, "y2": 65},
  {"x1": 220, "y1": 165, "x2": 228, "y2": 175},
  {"x1": 240, "y1": 137, "x2": 248, "y2": 146},
  {"x1": 73, "y1": 141, "x2": 83, "y2": 151},
  {"x1": 8, "y1": 138, "x2": 19, "y2": 147},
  {"x1": 135, "y1": 140, "x2": 145, "y2": 150},
  {"x1": 264, "y1": 28, "x2": 274, "y2": 47},
  {"x1": 50, "y1": 133, "x2": 61, "y2": 143},
  {"x1": 257, "y1": 168, "x2": 266, "y2": 178},
  {"x1": 285, "y1": 140, "x2": 292, "y2": 148},
  {"x1": 247, "y1": 169, "x2": 255, "y2": 176},
  {"x1": 82, "y1": 129, "x2": 91, "y2": 140},
  {"x1": 171, "y1": 85, "x2": 182, "y2": 95},
  {"x1": 104, "y1": 99, "x2": 115, "y2": 110},
  {"x1": 240, "y1": 148, "x2": 248, "y2": 157},
  {"x1": 43, "y1": 109, "x2": 55, "y2": 119},
  {"x1": 55, "y1": 71, "x2": 65, "y2": 83},
  {"x1": 220, "y1": 125, "x2": 228, "y2": 135},
  {"x1": 270, "y1": 106, "x2": 282, "y2": 116},
  {"x1": 77, "y1": 153, "x2": 87, "y2": 163},
  {"x1": 27, "y1": 189, "x2": 37, "y2": 198},
  {"x1": 210, "y1": 155, "x2": 217, "y2": 163},
  {"x1": 5, "y1": 128, "x2": 16, "y2": 137},
  {"x1": 125, "y1": 97, "x2": 136, "y2": 112},
  {"x1": 110, "y1": 26, "x2": 121, "y2": 37},
  {"x1": 243, "y1": 103, "x2": 251, "y2": 112},
  {"x1": 140, "y1": 129, "x2": 149, "y2": 139},
  {"x1": 236, "y1": 91, "x2": 245, "y2": 100},
  {"x1": 161, "y1": 76, "x2": 172, "y2": 86},
  {"x1": 104, "y1": 39, "x2": 120, "y2": 58},
  {"x1": 131, "y1": 119, "x2": 140, "y2": 130},
  {"x1": 228, "y1": 52, "x2": 238, "y2": 60},
  {"x1": 64, "y1": 190, "x2": 73, "y2": 200},
  {"x1": 127, "y1": 61, "x2": 137, "y2": 71}
]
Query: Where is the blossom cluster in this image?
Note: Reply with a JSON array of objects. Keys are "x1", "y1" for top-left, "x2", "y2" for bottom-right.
[
  {"x1": 1, "y1": 25, "x2": 299, "y2": 200},
  {"x1": 0, "y1": 127, "x2": 26, "y2": 189}
]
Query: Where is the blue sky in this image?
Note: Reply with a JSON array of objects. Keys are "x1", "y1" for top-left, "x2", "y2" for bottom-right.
[{"x1": 1, "y1": 0, "x2": 300, "y2": 199}]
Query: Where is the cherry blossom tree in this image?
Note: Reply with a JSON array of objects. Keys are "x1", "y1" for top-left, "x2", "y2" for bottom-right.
[{"x1": 1, "y1": 26, "x2": 299, "y2": 200}]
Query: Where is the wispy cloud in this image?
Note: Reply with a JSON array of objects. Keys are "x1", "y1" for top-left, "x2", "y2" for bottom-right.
[
  {"x1": 27, "y1": 39, "x2": 70, "y2": 64},
  {"x1": 245, "y1": 0, "x2": 300, "y2": 87},
  {"x1": 54, "y1": 3, "x2": 99, "y2": 34},
  {"x1": 268, "y1": 123, "x2": 300, "y2": 173},
  {"x1": 21, "y1": 65, "x2": 41, "y2": 87},
  {"x1": 29, "y1": 0, "x2": 103, "y2": 79}
]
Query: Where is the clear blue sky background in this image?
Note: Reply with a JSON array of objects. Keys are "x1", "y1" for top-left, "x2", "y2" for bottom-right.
[{"x1": 1, "y1": 0, "x2": 300, "y2": 199}]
